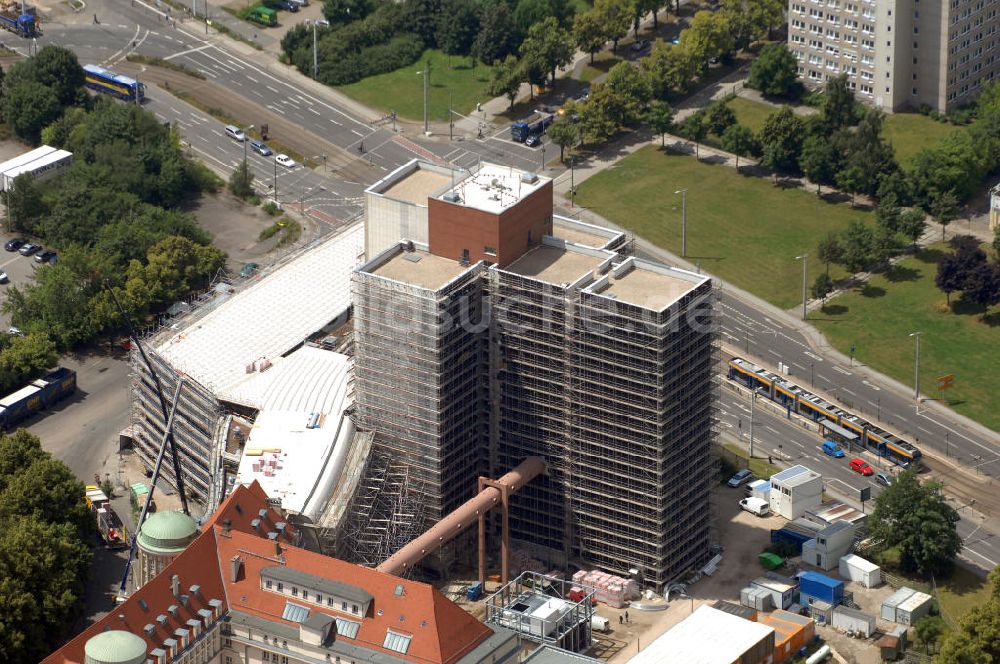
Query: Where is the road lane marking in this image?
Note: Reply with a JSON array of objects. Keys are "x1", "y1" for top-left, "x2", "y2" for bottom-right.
[
  {"x1": 962, "y1": 547, "x2": 998, "y2": 567},
  {"x1": 164, "y1": 43, "x2": 212, "y2": 61},
  {"x1": 842, "y1": 388, "x2": 856, "y2": 396},
  {"x1": 816, "y1": 374, "x2": 830, "y2": 382},
  {"x1": 832, "y1": 366, "x2": 852, "y2": 375},
  {"x1": 861, "y1": 380, "x2": 881, "y2": 391},
  {"x1": 267, "y1": 85, "x2": 280, "y2": 94},
  {"x1": 804, "y1": 351, "x2": 823, "y2": 361}
]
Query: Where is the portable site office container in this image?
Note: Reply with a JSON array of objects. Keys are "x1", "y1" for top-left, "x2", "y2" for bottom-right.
[
  {"x1": 831, "y1": 606, "x2": 876, "y2": 637},
  {"x1": 1, "y1": 149, "x2": 73, "y2": 191},
  {"x1": 799, "y1": 571, "x2": 844, "y2": 606},
  {"x1": 839, "y1": 554, "x2": 882, "y2": 588},
  {"x1": 896, "y1": 591, "x2": 934, "y2": 625},
  {"x1": 0, "y1": 145, "x2": 56, "y2": 191},
  {"x1": 740, "y1": 586, "x2": 774, "y2": 611},
  {"x1": 881, "y1": 587, "x2": 916, "y2": 622},
  {"x1": 750, "y1": 577, "x2": 797, "y2": 610}
]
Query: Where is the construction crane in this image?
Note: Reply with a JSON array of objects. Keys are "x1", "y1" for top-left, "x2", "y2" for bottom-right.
[{"x1": 107, "y1": 286, "x2": 191, "y2": 601}]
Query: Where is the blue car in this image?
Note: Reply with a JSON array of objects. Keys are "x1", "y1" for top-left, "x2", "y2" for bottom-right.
[{"x1": 822, "y1": 440, "x2": 846, "y2": 458}]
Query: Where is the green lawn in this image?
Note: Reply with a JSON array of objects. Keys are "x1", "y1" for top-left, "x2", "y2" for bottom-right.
[
  {"x1": 813, "y1": 244, "x2": 1000, "y2": 431},
  {"x1": 340, "y1": 49, "x2": 494, "y2": 122},
  {"x1": 882, "y1": 113, "x2": 966, "y2": 167},
  {"x1": 726, "y1": 97, "x2": 776, "y2": 134},
  {"x1": 573, "y1": 146, "x2": 867, "y2": 308},
  {"x1": 578, "y1": 53, "x2": 621, "y2": 83}
]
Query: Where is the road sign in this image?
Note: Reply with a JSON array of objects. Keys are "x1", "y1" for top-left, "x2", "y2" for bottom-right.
[{"x1": 937, "y1": 374, "x2": 955, "y2": 391}]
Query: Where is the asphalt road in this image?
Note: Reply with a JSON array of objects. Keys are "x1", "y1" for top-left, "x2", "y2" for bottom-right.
[{"x1": 717, "y1": 380, "x2": 1000, "y2": 575}]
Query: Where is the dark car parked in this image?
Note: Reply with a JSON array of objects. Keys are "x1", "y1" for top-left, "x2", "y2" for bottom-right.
[
  {"x1": 35, "y1": 249, "x2": 57, "y2": 264},
  {"x1": 4, "y1": 239, "x2": 24, "y2": 252}
]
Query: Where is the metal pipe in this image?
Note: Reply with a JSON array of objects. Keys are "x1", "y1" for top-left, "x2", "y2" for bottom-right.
[{"x1": 376, "y1": 457, "x2": 545, "y2": 576}]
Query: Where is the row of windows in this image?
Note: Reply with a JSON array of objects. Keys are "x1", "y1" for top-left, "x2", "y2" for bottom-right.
[{"x1": 262, "y1": 579, "x2": 362, "y2": 615}]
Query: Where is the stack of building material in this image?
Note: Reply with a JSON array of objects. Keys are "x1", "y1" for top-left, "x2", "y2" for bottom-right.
[
  {"x1": 510, "y1": 550, "x2": 547, "y2": 575},
  {"x1": 574, "y1": 569, "x2": 638, "y2": 607}
]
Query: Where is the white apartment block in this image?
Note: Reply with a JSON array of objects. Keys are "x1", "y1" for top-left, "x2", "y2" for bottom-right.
[{"x1": 788, "y1": 0, "x2": 1000, "y2": 112}]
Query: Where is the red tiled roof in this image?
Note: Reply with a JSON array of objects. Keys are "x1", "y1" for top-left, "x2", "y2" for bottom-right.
[
  {"x1": 44, "y1": 482, "x2": 493, "y2": 664},
  {"x1": 42, "y1": 529, "x2": 229, "y2": 664}
]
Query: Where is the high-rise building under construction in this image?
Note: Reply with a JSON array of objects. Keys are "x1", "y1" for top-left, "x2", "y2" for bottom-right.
[{"x1": 353, "y1": 161, "x2": 716, "y2": 589}]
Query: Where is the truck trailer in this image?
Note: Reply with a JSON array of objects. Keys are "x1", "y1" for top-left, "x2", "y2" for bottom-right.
[
  {"x1": 0, "y1": 367, "x2": 77, "y2": 429},
  {"x1": 85, "y1": 485, "x2": 128, "y2": 547},
  {"x1": 511, "y1": 111, "x2": 555, "y2": 142}
]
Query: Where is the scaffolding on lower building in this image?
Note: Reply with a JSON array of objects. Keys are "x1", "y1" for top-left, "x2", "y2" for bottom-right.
[{"x1": 334, "y1": 448, "x2": 427, "y2": 572}]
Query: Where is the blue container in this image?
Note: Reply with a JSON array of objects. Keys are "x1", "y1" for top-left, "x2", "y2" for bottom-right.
[
  {"x1": 770, "y1": 528, "x2": 813, "y2": 554},
  {"x1": 799, "y1": 571, "x2": 844, "y2": 605},
  {"x1": 467, "y1": 582, "x2": 484, "y2": 601}
]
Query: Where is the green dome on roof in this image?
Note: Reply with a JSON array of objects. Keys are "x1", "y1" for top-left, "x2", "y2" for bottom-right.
[
  {"x1": 84, "y1": 630, "x2": 147, "y2": 664},
  {"x1": 136, "y1": 510, "x2": 198, "y2": 555}
]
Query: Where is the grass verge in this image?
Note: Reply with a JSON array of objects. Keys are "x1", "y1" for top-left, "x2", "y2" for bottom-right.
[
  {"x1": 722, "y1": 443, "x2": 781, "y2": 479},
  {"x1": 579, "y1": 53, "x2": 621, "y2": 83},
  {"x1": 126, "y1": 54, "x2": 206, "y2": 80},
  {"x1": 573, "y1": 146, "x2": 865, "y2": 308},
  {"x1": 812, "y1": 244, "x2": 1000, "y2": 432},
  {"x1": 883, "y1": 113, "x2": 966, "y2": 167},
  {"x1": 169, "y1": 89, "x2": 313, "y2": 167},
  {"x1": 725, "y1": 96, "x2": 776, "y2": 134},
  {"x1": 258, "y1": 217, "x2": 302, "y2": 247},
  {"x1": 340, "y1": 49, "x2": 494, "y2": 122}
]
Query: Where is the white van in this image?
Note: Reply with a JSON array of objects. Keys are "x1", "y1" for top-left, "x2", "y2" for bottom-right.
[
  {"x1": 739, "y1": 497, "x2": 770, "y2": 517},
  {"x1": 224, "y1": 125, "x2": 246, "y2": 142}
]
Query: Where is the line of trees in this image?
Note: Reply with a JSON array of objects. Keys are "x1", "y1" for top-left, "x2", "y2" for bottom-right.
[
  {"x1": 0, "y1": 47, "x2": 226, "y2": 349},
  {"x1": 492, "y1": 0, "x2": 781, "y2": 154},
  {"x1": 0, "y1": 430, "x2": 94, "y2": 663}
]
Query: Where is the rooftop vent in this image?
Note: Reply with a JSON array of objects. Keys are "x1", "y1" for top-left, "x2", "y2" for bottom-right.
[
  {"x1": 156, "y1": 614, "x2": 167, "y2": 627},
  {"x1": 251, "y1": 518, "x2": 261, "y2": 531},
  {"x1": 144, "y1": 624, "x2": 156, "y2": 635},
  {"x1": 306, "y1": 412, "x2": 320, "y2": 429},
  {"x1": 394, "y1": 584, "x2": 404, "y2": 597},
  {"x1": 171, "y1": 574, "x2": 180, "y2": 597},
  {"x1": 275, "y1": 522, "x2": 286, "y2": 533},
  {"x1": 258, "y1": 508, "x2": 269, "y2": 520},
  {"x1": 167, "y1": 605, "x2": 178, "y2": 617},
  {"x1": 189, "y1": 585, "x2": 201, "y2": 597},
  {"x1": 403, "y1": 254, "x2": 422, "y2": 263},
  {"x1": 521, "y1": 172, "x2": 539, "y2": 184},
  {"x1": 442, "y1": 191, "x2": 461, "y2": 203}
]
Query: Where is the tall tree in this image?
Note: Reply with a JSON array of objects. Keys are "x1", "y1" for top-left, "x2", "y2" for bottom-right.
[
  {"x1": 706, "y1": 102, "x2": 736, "y2": 136},
  {"x1": 641, "y1": 38, "x2": 697, "y2": 98},
  {"x1": 836, "y1": 164, "x2": 865, "y2": 206},
  {"x1": 874, "y1": 195, "x2": 902, "y2": 234},
  {"x1": 913, "y1": 615, "x2": 945, "y2": 655},
  {"x1": 473, "y1": 3, "x2": 517, "y2": 65},
  {"x1": 577, "y1": 84, "x2": 620, "y2": 144},
  {"x1": 799, "y1": 134, "x2": 839, "y2": 195},
  {"x1": 488, "y1": 55, "x2": 523, "y2": 109},
  {"x1": 520, "y1": 16, "x2": 574, "y2": 85},
  {"x1": 677, "y1": 110, "x2": 708, "y2": 158},
  {"x1": 679, "y1": 10, "x2": 732, "y2": 69},
  {"x1": 6, "y1": 45, "x2": 84, "y2": 108},
  {"x1": 604, "y1": 61, "x2": 652, "y2": 123},
  {"x1": 930, "y1": 191, "x2": 960, "y2": 240},
  {"x1": 868, "y1": 470, "x2": 961, "y2": 577},
  {"x1": 936, "y1": 566, "x2": 1000, "y2": 663},
  {"x1": 840, "y1": 219, "x2": 874, "y2": 273},
  {"x1": 871, "y1": 225, "x2": 902, "y2": 268},
  {"x1": 962, "y1": 262, "x2": 1000, "y2": 310},
  {"x1": 817, "y1": 232, "x2": 844, "y2": 274},
  {"x1": 645, "y1": 100, "x2": 674, "y2": 146},
  {"x1": 436, "y1": 0, "x2": 481, "y2": 60},
  {"x1": 746, "y1": 43, "x2": 799, "y2": 97},
  {"x1": 721, "y1": 124, "x2": 757, "y2": 171},
  {"x1": 757, "y1": 106, "x2": 805, "y2": 175},
  {"x1": 1, "y1": 81, "x2": 61, "y2": 144},
  {"x1": 573, "y1": 11, "x2": 606, "y2": 64},
  {"x1": 322, "y1": 0, "x2": 373, "y2": 23},
  {"x1": 513, "y1": 0, "x2": 551, "y2": 36},
  {"x1": 822, "y1": 73, "x2": 859, "y2": 128},
  {"x1": 593, "y1": 0, "x2": 630, "y2": 54},
  {"x1": 404, "y1": 0, "x2": 444, "y2": 46},
  {"x1": 547, "y1": 116, "x2": 579, "y2": 161},
  {"x1": 811, "y1": 272, "x2": 834, "y2": 305},
  {"x1": 898, "y1": 209, "x2": 927, "y2": 247},
  {"x1": 3, "y1": 173, "x2": 44, "y2": 234}
]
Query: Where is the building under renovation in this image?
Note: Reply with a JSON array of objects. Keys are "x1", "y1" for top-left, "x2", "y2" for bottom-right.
[{"x1": 353, "y1": 161, "x2": 717, "y2": 590}]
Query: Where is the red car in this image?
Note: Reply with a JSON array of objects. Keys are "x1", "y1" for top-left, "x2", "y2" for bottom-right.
[{"x1": 850, "y1": 457, "x2": 874, "y2": 476}]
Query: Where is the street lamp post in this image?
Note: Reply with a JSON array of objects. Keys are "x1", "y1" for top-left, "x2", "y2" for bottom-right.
[
  {"x1": 674, "y1": 189, "x2": 687, "y2": 257},
  {"x1": 796, "y1": 253, "x2": 808, "y2": 320},
  {"x1": 909, "y1": 332, "x2": 921, "y2": 401},
  {"x1": 541, "y1": 145, "x2": 546, "y2": 171},
  {"x1": 242, "y1": 124, "x2": 254, "y2": 164},
  {"x1": 273, "y1": 159, "x2": 278, "y2": 202},
  {"x1": 312, "y1": 20, "x2": 330, "y2": 79},
  {"x1": 416, "y1": 64, "x2": 430, "y2": 135}
]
